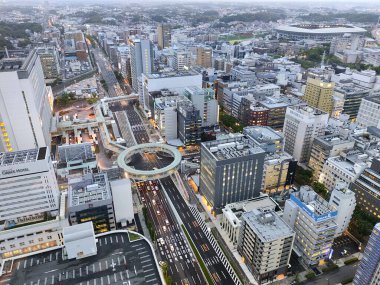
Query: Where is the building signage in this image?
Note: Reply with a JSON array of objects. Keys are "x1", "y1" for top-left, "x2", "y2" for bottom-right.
[
  {"x1": 1, "y1": 168, "x2": 30, "y2": 176},
  {"x1": 290, "y1": 194, "x2": 337, "y2": 222}
]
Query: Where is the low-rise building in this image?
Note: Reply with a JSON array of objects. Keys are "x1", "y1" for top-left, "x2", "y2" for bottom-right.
[
  {"x1": 357, "y1": 95, "x2": 380, "y2": 128},
  {"x1": 68, "y1": 173, "x2": 116, "y2": 234}
]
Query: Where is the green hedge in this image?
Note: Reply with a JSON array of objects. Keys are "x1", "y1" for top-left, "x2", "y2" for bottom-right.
[
  {"x1": 341, "y1": 277, "x2": 354, "y2": 284},
  {"x1": 344, "y1": 257, "x2": 359, "y2": 265},
  {"x1": 305, "y1": 271, "x2": 316, "y2": 280},
  {"x1": 181, "y1": 225, "x2": 213, "y2": 285},
  {"x1": 322, "y1": 263, "x2": 339, "y2": 273}
]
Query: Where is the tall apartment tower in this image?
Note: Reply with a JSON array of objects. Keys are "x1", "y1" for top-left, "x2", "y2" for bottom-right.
[
  {"x1": 283, "y1": 186, "x2": 337, "y2": 266},
  {"x1": 353, "y1": 223, "x2": 380, "y2": 285},
  {"x1": 128, "y1": 38, "x2": 153, "y2": 92},
  {"x1": 303, "y1": 77, "x2": 335, "y2": 115},
  {"x1": 157, "y1": 23, "x2": 171, "y2": 50},
  {"x1": 237, "y1": 210, "x2": 295, "y2": 283},
  {"x1": 0, "y1": 147, "x2": 60, "y2": 230},
  {"x1": 196, "y1": 46, "x2": 212, "y2": 68},
  {"x1": 184, "y1": 86, "x2": 219, "y2": 128},
  {"x1": 0, "y1": 49, "x2": 53, "y2": 152},
  {"x1": 283, "y1": 106, "x2": 328, "y2": 163},
  {"x1": 173, "y1": 50, "x2": 191, "y2": 71},
  {"x1": 329, "y1": 182, "x2": 356, "y2": 237},
  {"x1": 199, "y1": 136, "x2": 266, "y2": 213}
]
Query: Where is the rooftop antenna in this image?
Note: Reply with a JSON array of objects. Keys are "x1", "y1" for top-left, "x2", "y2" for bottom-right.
[
  {"x1": 320, "y1": 50, "x2": 326, "y2": 69},
  {"x1": 4, "y1": 46, "x2": 9, "y2": 58}
]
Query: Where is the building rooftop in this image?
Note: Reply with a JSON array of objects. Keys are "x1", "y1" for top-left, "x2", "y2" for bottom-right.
[
  {"x1": 259, "y1": 95, "x2": 305, "y2": 109},
  {"x1": 364, "y1": 95, "x2": 380, "y2": 105},
  {"x1": 68, "y1": 173, "x2": 112, "y2": 207},
  {"x1": 0, "y1": 147, "x2": 47, "y2": 167},
  {"x1": 0, "y1": 231, "x2": 162, "y2": 285},
  {"x1": 243, "y1": 126, "x2": 283, "y2": 143},
  {"x1": 144, "y1": 69, "x2": 199, "y2": 79},
  {"x1": 291, "y1": 186, "x2": 337, "y2": 222},
  {"x1": 203, "y1": 136, "x2": 265, "y2": 161},
  {"x1": 242, "y1": 210, "x2": 294, "y2": 242}
]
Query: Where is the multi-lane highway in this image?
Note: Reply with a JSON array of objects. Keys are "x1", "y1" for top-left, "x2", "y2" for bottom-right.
[
  {"x1": 137, "y1": 180, "x2": 205, "y2": 285},
  {"x1": 161, "y1": 177, "x2": 235, "y2": 285}
]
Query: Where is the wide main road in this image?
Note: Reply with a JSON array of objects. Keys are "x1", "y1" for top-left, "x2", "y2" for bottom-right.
[
  {"x1": 161, "y1": 177, "x2": 234, "y2": 285},
  {"x1": 92, "y1": 47, "x2": 119, "y2": 98},
  {"x1": 137, "y1": 180, "x2": 205, "y2": 285}
]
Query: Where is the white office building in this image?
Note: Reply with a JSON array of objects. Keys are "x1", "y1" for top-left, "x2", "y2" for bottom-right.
[
  {"x1": 184, "y1": 86, "x2": 219, "y2": 128},
  {"x1": 0, "y1": 147, "x2": 60, "y2": 230},
  {"x1": 154, "y1": 95, "x2": 186, "y2": 141},
  {"x1": 173, "y1": 50, "x2": 192, "y2": 71},
  {"x1": 0, "y1": 49, "x2": 53, "y2": 152},
  {"x1": 283, "y1": 186, "x2": 337, "y2": 266},
  {"x1": 329, "y1": 182, "x2": 356, "y2": 237},
  {"x1": 319, "y1": 150, "x2": 368, "y2": 192},
  {"x1": 283, "y1": 106, "x2": 329, "y2": 163},
  {"x1": 357, "y1": 96, "x2": 380, "y2": 128},
  {"x1": 141, "y1": 70, "x2": 202, "y2": 111}
]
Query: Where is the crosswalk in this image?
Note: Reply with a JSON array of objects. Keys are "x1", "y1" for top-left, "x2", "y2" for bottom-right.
[{"x1": 189, "y1": 206, "x2": 242, "y2": 285}]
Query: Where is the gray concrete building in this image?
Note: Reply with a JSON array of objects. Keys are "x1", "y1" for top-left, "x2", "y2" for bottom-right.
[{"x1": 199, "y1": 136, "x2": 266, "y2": 213}]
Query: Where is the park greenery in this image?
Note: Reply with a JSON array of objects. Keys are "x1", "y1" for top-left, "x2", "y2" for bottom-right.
[
  {"x1": 349, "y1": 205, "x2": 380, "y2": 242},
  {"x1": 305, "y1": 271, "x2": 316, "y2": 280},
  {"x1": 128, "y1": 231, "x2": 142, "y2": 241},
  {"x1": 55, "y1": 92, "x2": 77, "y2": 107},
  {"x1": 219, "y1": 111, "x2": 244, "y2": 133},
  {"x1": 160, "y1": 261, "x2": 173, "y2": 285},
  {"x1": 0, "y1": 21, "x2": 42, "y2": 48}
]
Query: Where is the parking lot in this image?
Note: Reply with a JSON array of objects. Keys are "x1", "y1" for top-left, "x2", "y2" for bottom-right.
[
  {"x1": 331, "y1": 235, "x2": 360, "y2": 260},
  {"x1": 0, "y1": 232, "x2": 162, "y2": 285}
]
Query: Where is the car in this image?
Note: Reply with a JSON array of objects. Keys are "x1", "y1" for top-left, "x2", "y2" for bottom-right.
[
  {"x1": 165, "y1": 219, "x2": 169, "y2": 225},
  {"x1": 157, "y1": 210, "x2": 161, "y2": 215},
  {"x1": 162, "y1": 226, "x2": 167, "y2": 232},
  {"x1": 170, "y1": 244, "x2": 175, "y2": 252},
  {"x1": 155, "y1": 186, "x2": 159, "y2": 190},
  {"x1": 152, "y1": 200, "x2": 156, "y2": 205},
  {"x1": 141, "y1": 197, "x2": 145, "y2": 202},
  {"x1": 153, "y1": 191, "x2": 157, "y2": 196}
]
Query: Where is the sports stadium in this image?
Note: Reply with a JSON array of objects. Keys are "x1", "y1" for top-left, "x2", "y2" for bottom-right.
[{"x1": 275, "y1": 24, "x2": 366, "y2": 41}]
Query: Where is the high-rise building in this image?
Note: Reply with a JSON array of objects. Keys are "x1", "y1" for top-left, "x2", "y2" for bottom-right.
[
  {"x1": 357, "y1": 95, "x2": 380, "y2": 128},
  {"x1": 36, "y1": 47, "x2": 61, "y2": 79},
  {"x1": 243, "y1": 126, "x2": 297, "y2": 195},
  {"x1": 199, "y1": 136, "x2": 266, "y2": 213},
  {"x1": 128, "y1": 38, "x2": 153, "y2": 93},
  {"x1": 303, "y1": 77, "x2": 335, "y2": 115},
  {"x1": 177, "y1": 100, "x2": 202, "y2": 145},
  {"x1": 0, "y1": 49, "x2": 53, "y2": 152},
  {"x1": 196, "y1": 46, "x2": 212, "y2": 68},
  {"x1": 157, "y1": 23, "x2": 171, "y2": 50},
  {"x1": 308, "y1": 134, "x2": 355, "y2": 181},
  {"x1": 283, "y1": 106, "x2": 328, "y2": 163},
  {"x1": 68, "y1": 173, "x2": 116, "y2": 234},
  {"x1": 329, "y1": 182, "x2": 356, "y2": 237},
  {"x1": 184, "y1": 86, "x2": 219, "y2": 128},
  {"x1": 0, "y1": 147, "x2": 59, "y2": 230},
  {"x1": 353, "y1": 223, "x2": 380, "y2": 285},
  {"x1": 349, "y1": 158, "x2": 380, "y2": 219},
  {"x1": 237, "y1": 210, "x2": 295, "y2": 284},
  {"x1": 333, "y1": 83, "x2": 371, "y2": 120},
  {"x1": 173, "y1": 50, "x2": 191, "y2": 71},
  {"x1": 283, "y1": 186, "x2": 337, "y2": 266}
]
